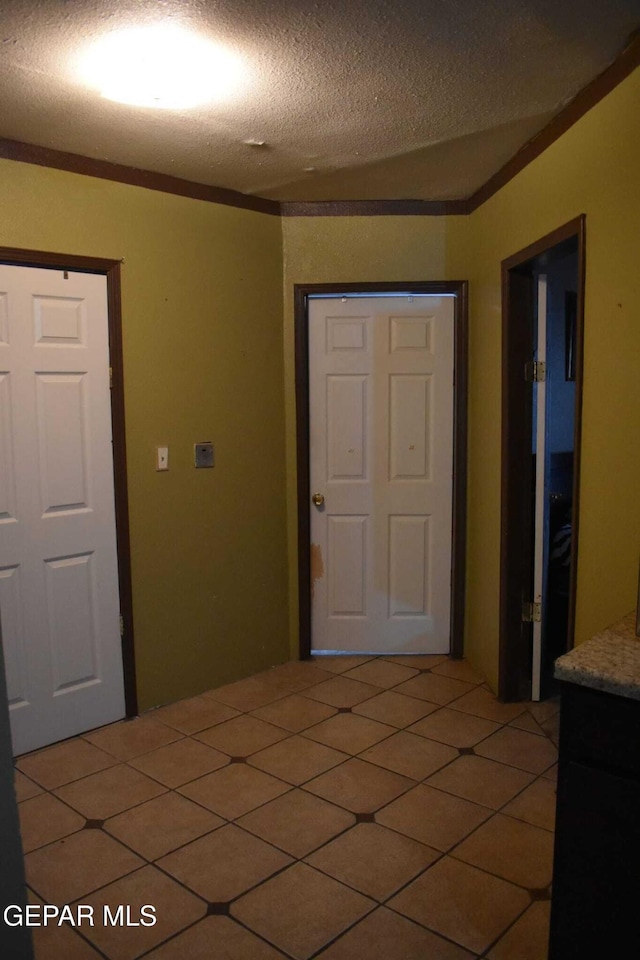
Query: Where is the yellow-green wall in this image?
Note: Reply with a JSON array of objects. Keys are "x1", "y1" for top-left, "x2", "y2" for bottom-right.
[
  {"x1": 463, "y1": 66, "x2": 640, "y2": 686},
  {"x1": 0, "y1": 161, "x2": 288, "y2": 711},
  {"x1": 282, "y1": 66, "x2": 640, "y2": 689}
]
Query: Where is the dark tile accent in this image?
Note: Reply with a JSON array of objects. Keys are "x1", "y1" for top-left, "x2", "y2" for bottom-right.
[
  {"x1": 355, "y1": 812, "x2": 376, "y2": 823},
  {"x1": 337, "y1": 707, "x2": 352, "y2": 714},
  {"x1": 207, "y1": 902, "x2": 231, "y2": 915},
  {"x1": 229, "y1": 757, "x2": 248, "y2": 764},
  {"x1": 458, "y1": 747, "x2": 476, "y2": 756},
  {"x1": 84, "y1": 819, "x2": 105, "y2": 829}
]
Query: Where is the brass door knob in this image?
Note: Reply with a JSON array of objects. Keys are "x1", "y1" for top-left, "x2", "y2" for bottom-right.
[{"x1": 312, "y1": 492, "x2": 325, "y2": 507}]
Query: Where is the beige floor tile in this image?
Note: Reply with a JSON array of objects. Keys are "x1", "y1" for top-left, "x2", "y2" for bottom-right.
[
  {"x1": 146, "y1": 915, "x2": 289, "y2": 959},
  {"x1": 408, "y1": 708, "x2": 500, "y2": 748},
  {"x1": 474, "y1": 727, "x2": 558, "y2": 774},
  {"x1": 541, "y1": 762, "x2": 558, "y2": 782},
  {"x1": 303, "y1": 713, "x2": 396, "y2": 754},
  {"x1": 128, "y1": 737, "x2": 229, "y2": 787},
  {"x1": 84, "y1": 717, "x2": 183, "y2": 761},
  {"x1": 526, "y1": 699, "x2": 560, "y2": 723},
  {"x1": 382, "y1": 654, "x2": 449, "y2": 669},
  {"x1": 304, "y1": 757, "x2": 413, "y2": 813},
  {"x1": 249, "y1": 735, "x2": 347, "y2": 785},
  {"x1": 203, "y1": 675, "x2": 288, "y2": 711},
  {"x1": 238, "y1": 788, "x2": 355, "y2": 858},
  {"x1": 311, "y1": 655, "x2": 374, "y2": 674},
  {"x1": 376, "y1": 783, "x2": 491, "y2": 851},
  {"x1": 426, "y1": 755, "x2": 534, "y2": 810},
  {"x1": 31, "y1": 922, "x2": 104, "y2": 959},
  {"x1": 394, "y1": 674, "x2": 475, "y2": 705},
  {"x1": 388, "y1": 856, "x2": 530, "y2": 954},
  {"x1": 77, "y1": 864, "x2": 206, "y2": 960},
  {"x1": 352, "y1": 690, "x2": 439, "y2": 728},
  {"x1": 231, "y1": 862, "x2": 374, "y2": 960},
  {"x1": 194, "y1": 714, "x2": 289, "y2": 757},
  {"x1": 319, "y1": 906, "x2": 475, "y2": 960},
  {"x1": 251, "y1": 694, "x2": 338, "y2": 732},
  {"x1": 151, "y1": 695, "x2": 239, "y2": 734},
  {"x1": 104, "y1": 791, "x2": 224, "y2": 860},
  {"x1": 16, "y1": 738, "x2": 117, "y2": 790},
  {"x1": 25, "y1": 829, "x2": 143, "y2": 904},
  {"x1": 54, "y1": 764, "x2": 166, "y2": 820},
  {"x1": 255, "y1": 661, "x2": 336, "y2": 692},
  {"x1": 178, "y1": 763, "x2": 290, "y2": 819},
  {"x1": 502, "y1": 777, "x2": 557, "y2": 831},
  {"x1": 452, "y1": 813, "x2": 554, "y2": 889},
  {"x1": 14, "y1": 769, "x2": 44, "y2": 801},
  {"x1": 306, "y1": 822, "x2": 438, "y2": 900},
  {"x1": 342, "y1": 660, "x2": 420, "y2": 688},
  {"x1": 431, "y1": 660, "x2": 485, "y2": 685},
  {"x1": 540, "y1": 714, "x2": 560, "y2": 744},
  {"x1": 359, "y1": 731, "x2": 458, "y2": 780},
  {"x1": 18, "y1": 792, "x2": 85, "y2": 853},
  {"x1": 301, "y1": 676, "x2": 380, "y2": 708},
  {"x1": 509, "y1": 712, "x2": 546, "y2": 735},
  {"x1": 448, "y1": 687, "x2": 527, "y2": 723},
  {"x1": 158, "y1": 823, "x2": 291, "y2": 901},
  {"x1": 488, "y1": 900, "x2": 551, "y2": 960}
]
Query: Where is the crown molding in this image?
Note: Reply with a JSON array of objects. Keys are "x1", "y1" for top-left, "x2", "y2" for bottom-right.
[
  {"x1": 0, "y1": 137, "x2": 280, "y2": 216},
  {"x1": 467, "y1": 28, "x2": 640, "y2": 212}
]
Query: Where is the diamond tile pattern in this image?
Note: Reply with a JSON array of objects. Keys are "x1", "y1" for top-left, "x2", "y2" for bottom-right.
[
  {"x1": 16, "y1": 656, "x2": 559, "y2": 959},
  {"x1": 157, "y1": 824, "x2": 292, "y2": 901},
  {"x1": 231, "y1": 862, "x2": 375, "y2": 959},
  {"x1": 305, "y1": 822, "x2": 439, "y2": 899}
]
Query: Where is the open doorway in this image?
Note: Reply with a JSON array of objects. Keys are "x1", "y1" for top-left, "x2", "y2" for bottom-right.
[{"x1": 499, "y1": 217, "x2": 585, "y2": 701}]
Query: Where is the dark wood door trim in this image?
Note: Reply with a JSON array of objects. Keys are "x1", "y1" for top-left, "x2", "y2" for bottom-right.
[
  {"x1": 499, "y1": 216, "x2": 586, "y2": 701},
  {"x1": 0, "y1": 246, "x2": 138, "y2": 717},
  {"x1": 294, "y1": 280, "x2": 468, "y2": 661}
]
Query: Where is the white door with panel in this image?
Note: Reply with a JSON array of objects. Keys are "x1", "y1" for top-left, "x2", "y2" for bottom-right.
[
  {"x1": 0, "y1": 265, "x2": 125, "y2": 755},
  {"x1": 309, "y1": 294, "x2": 455, "y2": 654}
]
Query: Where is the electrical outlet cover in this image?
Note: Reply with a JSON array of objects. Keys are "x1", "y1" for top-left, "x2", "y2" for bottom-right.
[{"x1": 194, "y1": 442, "x2": 214, "y2": 468}]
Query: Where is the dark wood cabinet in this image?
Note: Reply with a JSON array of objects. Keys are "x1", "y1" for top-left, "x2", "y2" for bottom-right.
[{"x1": 549, "y1": 681, "x2": 640, "y2": 958}]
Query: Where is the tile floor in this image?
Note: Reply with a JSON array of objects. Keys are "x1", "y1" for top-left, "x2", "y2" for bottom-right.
[{"x1": 14, "y1": 655, "x2": 560, "y2": 960}]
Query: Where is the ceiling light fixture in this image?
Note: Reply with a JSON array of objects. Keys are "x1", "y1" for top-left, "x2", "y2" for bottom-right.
[{"x1": 78, "y1": 24, "x2": 243, "y2": 109}]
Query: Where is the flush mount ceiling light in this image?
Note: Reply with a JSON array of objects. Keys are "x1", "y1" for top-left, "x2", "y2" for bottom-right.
[{"x1": 78, "y1": 24, "x2": 243, "y2": 109}]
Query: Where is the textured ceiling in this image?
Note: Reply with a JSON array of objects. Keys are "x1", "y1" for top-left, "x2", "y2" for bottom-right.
[{"x1": 0, "y1": 0, "x2": 639, "y2": 202}]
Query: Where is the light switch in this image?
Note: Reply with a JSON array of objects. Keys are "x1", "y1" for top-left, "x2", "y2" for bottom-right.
[
  {"x1": 194, "y1": 442, "x2": 214, "y2": 468},
  {"x1": 156, "y1": 446, "x2": 169, "y2": 471}
]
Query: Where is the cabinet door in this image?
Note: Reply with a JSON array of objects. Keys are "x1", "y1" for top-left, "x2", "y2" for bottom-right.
[{"x1": 549, "y1": 760, "x2": 640, "y2": 958}]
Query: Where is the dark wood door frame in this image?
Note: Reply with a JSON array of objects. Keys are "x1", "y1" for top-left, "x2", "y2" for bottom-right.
[
  {"x1": 499, "y1": 216, "x2": 586, "y2": 701},
  {"x1": 294, "y1": 280, "x2": 468, "y2": 660},
  {"x1": 0, "y1": 246, "x2": 138, "y2": 716}
]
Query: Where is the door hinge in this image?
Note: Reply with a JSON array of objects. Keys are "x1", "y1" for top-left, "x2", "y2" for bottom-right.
[
  {"x1": 522, "y1": 601, "x2": 542, "y2": 623},
  {"x1": 119, "y1": 615, "x2": 124, "y2": 637},
  {"x1": 109, "y1": 366, "x2": 113, "y2": 389},
  {"x1": 525, "y1": 360, "x2": 546, "y2": 382}
]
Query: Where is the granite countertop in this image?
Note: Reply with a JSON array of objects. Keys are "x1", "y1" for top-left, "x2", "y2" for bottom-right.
[{"x1": 554, "y1": 611, "x2": 640, "y2": 699}]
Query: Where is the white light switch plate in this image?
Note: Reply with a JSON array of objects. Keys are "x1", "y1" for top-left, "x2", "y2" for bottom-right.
[{"x1": 156, "y1": 446, "x2": 169, "y2": 471}]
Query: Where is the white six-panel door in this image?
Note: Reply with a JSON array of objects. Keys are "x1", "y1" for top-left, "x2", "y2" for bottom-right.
[
  {"x1": 0, "y1": 265, "x2": 125, "y2": 755},
  {"x1": 309, "y1": 295, "x2": 455, "y2": 654}
]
